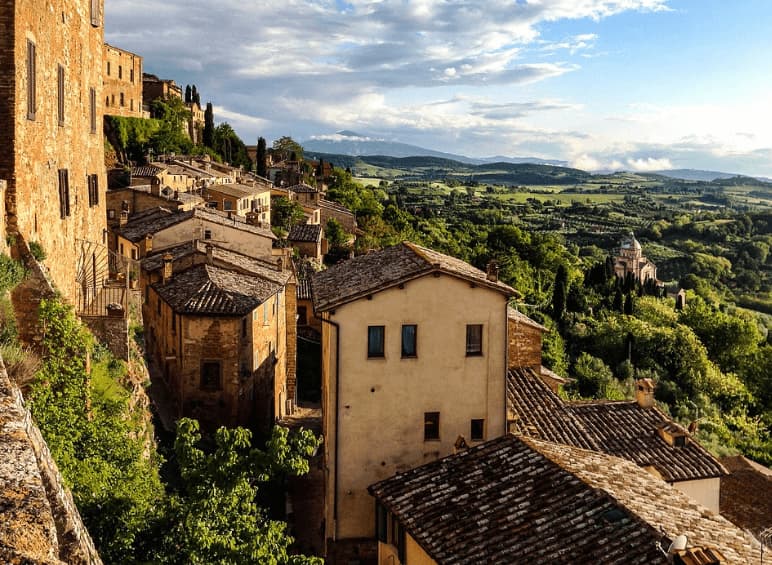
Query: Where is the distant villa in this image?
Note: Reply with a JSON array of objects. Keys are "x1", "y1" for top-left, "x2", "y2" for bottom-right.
[{"x1": 613, "y1": 232, "x2": 657, "y2": 281}]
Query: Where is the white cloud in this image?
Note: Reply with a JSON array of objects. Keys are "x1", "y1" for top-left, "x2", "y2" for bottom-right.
[{"x1": 626, "y1": 157, "x2": 673, "y2": 171}]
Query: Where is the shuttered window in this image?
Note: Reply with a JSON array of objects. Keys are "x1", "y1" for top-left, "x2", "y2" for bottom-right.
[
  {"x1": 87, "y1": 174, "x2": 99, "y2": 207},
  {"x1": 58, "y1": 169, "x2": 70, "y2": 219},
  {"x1": 57, "y1": 65, "x2": 65, "y2": 126},
  {"x1": 26, "y1": 41, "x2": 36, "y2": 120},
  {"x1": 89, "y1": 88, "x2": 97, "y2": 133},
  {"x1": 90, "y1": 0, "x2": 100, "y2": 26}
]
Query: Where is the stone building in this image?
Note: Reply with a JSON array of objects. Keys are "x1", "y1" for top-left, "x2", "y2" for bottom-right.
[
  {"x1": 0, "y1": 0, "x2": 108, "y2": 303},
  {"x1": 205, "y1": 183, "x2": 271, "y2": 223},
  {"x1": 103, "y1": 43, "x2": 143, "y2": 117},
  {"x1": 141, "y1": 242, "x2": 296, "y2": 430},
  {"x1": 311, "y1": 242, "x2": 515, "y2": 558},
  {"x1": 614, "y1": 231, "x2": 657, "y2": 281},
  {"x1": 288, "y1": 223, "x2": 324, "y2": 262},
  {"x1": 186, "y1": 100, "x2": 204, "y2": 144},
  {"x1": 141, "y1": 72, "x2": 181, "y2": 105}
]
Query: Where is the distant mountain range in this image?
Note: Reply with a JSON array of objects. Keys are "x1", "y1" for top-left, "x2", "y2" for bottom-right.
[
  {"x1": 301, "y1": 131, "x2": 568, "y2": 167},
  {"x1": 301, "y1": 131, "x2": 765, "y2": 182}
]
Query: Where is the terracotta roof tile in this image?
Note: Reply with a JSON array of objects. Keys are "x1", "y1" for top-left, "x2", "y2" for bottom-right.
[
  {"x1": 369, "y1": 435, "x2": 759, "y2": 564},
  {"x1": 719, "y1": 455, "x2": 772, "y2": 536},
  {"x1": 506, "y1": 368, "x2": 726, "y2": 482},
  {"x1": 507, "y1": 306, "x2": 547, "y2": 331},
  {"x1": 153, "y1": 263, "x2": 281, "y2": 315},
  {"x1": 311, "y1": 242, "x2": 514, "y2": 312},
  {"x1": 289, "y1": 223, "x2": 323, "y2": 243}
]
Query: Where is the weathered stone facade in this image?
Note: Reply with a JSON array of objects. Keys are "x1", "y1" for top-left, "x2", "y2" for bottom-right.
[
  {"x1": 0, "y1": 0, "x2": 108, "y2": 304},
  {"x1": 507, "y1": 307, "x2": 546, "y2": 371},
  {"x1": 0, "y1": 355, "x2": 102, "y2": 564},
  {"x1": 103, "y1": 43, "x2": 142, "y2": 118}
]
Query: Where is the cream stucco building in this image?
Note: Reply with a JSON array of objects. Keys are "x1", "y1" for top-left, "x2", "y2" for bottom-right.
[
  {"x1": 311, "y1": 242, "x2": 515, "y2": 557},
  {"x1": 614, "y1": 231, "x2": 657, "y2": 281}
]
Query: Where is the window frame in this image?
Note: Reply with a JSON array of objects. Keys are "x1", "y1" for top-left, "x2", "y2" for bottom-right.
[
  {"x1": 26, "y1": 40, "x2": 36, "y2": 121},
  {"x1": 401, "y1": 324, "x2": 417, "y2": 358},
  {"x1": 367, "y1": 325, "x2": 385, "y2": 358},
  {"x1": 465, "y1": 324, "x2": 483, "y2": 356},
  {"x1": 57, "y1": 64, "x2": 65, "y2": 126},
  {"x1": 90, "y1": 87, "x2": 97, "y2": 133},
  {"x1": 424, "y1": 411, "x2": 440, "y2": 441},
  {"x1": 200, "y1": 360, "x2": 222, "y2": 391},
  {"x1": 87, "y1": 174, "x2": 99, "y2": 207},
  {"x1": 57, "y1": 169, "x2": 70, "y2": 219},
  {"x1": 471, "y1": 419, "x2": 485, "y2": 441}
]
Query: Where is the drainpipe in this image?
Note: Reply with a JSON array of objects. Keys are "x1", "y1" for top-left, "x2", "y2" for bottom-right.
[
  {"x1": 504, "y1": 298, "x2": 509, "y2": 434},
  {"x1": 320, "y1": 314, "x2": 340, "y2": 541}
]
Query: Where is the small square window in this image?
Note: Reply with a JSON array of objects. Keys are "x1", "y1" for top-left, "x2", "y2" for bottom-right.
[
  {"x1": 204, "y1": 229, "x2": 212, "y2": 240},
  {"x1": 471, "y1": 419, "x2": 485, "y2": 441},
  {"x1": 424, "y1": 412, "x2": 440, "y2": 441},
  {"x1": 368, "y1": 325, "x2": 385, "y2": 358},
  {"x1": 466, "y1": 324, "x2": 483, "y2": 356},
  {"x1": 401, "y1": 324, "x2": 417, "y2": 358}
]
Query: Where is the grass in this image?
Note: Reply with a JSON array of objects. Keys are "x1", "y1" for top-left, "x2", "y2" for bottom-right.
[{"x1": 91, "y1": 357, "x2": 130, "y2": 403}]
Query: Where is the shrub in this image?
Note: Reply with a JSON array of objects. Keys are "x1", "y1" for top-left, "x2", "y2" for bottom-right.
[
  {"x1": 28, "y1": 241, "x2": 46, "y2": 262},
  {"x1": 0, "y1": 253, "x2": 25, "y2": 293}
]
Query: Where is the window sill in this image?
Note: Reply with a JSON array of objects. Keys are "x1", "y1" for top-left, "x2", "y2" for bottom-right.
[
  {"x1": 465, "y1": 352, "x2": 483, "y2": 357},
  {"x1": 423, "y1": 438, "x2": 440, "y2": 442},
  {"x1": 367, "y1": 355, "x2": 385, "y2": 360},
  {"x1": 401, "y1": 355, "x2": 417, "y2": 359}
]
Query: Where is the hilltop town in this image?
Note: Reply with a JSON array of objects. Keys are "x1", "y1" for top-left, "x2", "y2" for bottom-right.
[{"x1": 0, "y1": 1, "x2": 770, "y2": 564}]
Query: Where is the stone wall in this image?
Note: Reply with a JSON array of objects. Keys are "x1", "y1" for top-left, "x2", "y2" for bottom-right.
[
  {"x1": 3, "y1": 0, "x2": 108, "y2": 304},
  {"x1": 285, "y1": 280, "x2": 297, "y2": 410},
  {"x1": 507, "y1": 317, "x2": 543, "y2": 371},
  {"x1": 80, "y1": 315, "x2": 129, "y2": 361},
  {"x1": 0, "y1": 355, "x2": 102, "y2": 564},
  {"x1": 11, "y1": 237, "x2": 58, "y2": 350}
]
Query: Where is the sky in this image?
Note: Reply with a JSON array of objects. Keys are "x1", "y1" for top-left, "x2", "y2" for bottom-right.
[{"x1": 105, "y1": 1, "x2": 772, "y2": 176}]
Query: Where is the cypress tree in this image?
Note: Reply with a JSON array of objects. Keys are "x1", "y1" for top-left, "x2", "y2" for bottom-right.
[
  {"x1": 191, "y1": 85, "x2": 199, "y2": 105},
  {"x1": 552, "y1": 265, "x2": 568, "y2": 321},
  {"x1": 613, "y1": 288, "x2": 624, "y2": 312},
  {"x1": 624, "y1": 293, "x2": 634, "y2": 315},
  {"x1": 184, "y1": 85, "x2": 192, "y2": 104},
  {"x1": 203, "y1": 102, "x2": 214, "y2": 148},
  {"x1": 256, "y1": 137, "x2": 267, "y2": 177}
]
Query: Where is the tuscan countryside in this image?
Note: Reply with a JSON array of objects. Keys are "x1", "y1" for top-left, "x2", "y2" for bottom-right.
[{"x1": 0, "y1": 0, "x2": 770, "y2": 564}]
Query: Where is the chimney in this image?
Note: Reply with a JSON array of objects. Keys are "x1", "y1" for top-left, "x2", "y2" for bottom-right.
[
  {"x1": 119, "y1": 210, "x2": 129, "y2": 226},
  {"x1": 205, "y1": 243, "x2": 213, "y2": 265},
  {"x1": 276, "y1": 257, "x2": 284, "y2": 272},
  {"x1": 144, "y1": 233, "x2": 153, "y2": 254},
  {"x1": 635, "y1": 378, "x2": 655, "y2": 408},
  {"x1": 162, "y1": 253, "x2": 173, "y2": 284},
  {"x1": 487, "y1": 260, "x2": 499, "y2": 282}
]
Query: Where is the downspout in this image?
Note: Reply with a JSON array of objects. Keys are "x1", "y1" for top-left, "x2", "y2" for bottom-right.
[
  {"x1": 503, "y1": 297, "x2": 509, "y2": 434},
  {"x1": 320, "y1": 314, "x2": 340, "y2": 540}
]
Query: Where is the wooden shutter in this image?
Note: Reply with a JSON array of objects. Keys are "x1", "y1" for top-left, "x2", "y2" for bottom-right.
[
  {"x1": 26, "y1": 41, "x2": 35, "y2": 120},
  {"x1": 57, "y1": 65, "x2": 65, "y2": 126},
  {"x1": 58, "y1": 169, "x2": 70, "y2": 218},
  {"x1": 90, "y1": 0, "x2": 100, "y2": 26},
  {"x1": 89, "y1": 88, "x2": 97, "y2": 133}
]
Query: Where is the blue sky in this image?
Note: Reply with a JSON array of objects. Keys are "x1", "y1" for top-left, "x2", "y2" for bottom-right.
[{"x1": 106, "y1": 1, "x2": 772, "y2": 176}]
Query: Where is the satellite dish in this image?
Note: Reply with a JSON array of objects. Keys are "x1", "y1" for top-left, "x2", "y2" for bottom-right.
[{"x1": 667, "y1": 535, "x2": 688, "y2": 554}]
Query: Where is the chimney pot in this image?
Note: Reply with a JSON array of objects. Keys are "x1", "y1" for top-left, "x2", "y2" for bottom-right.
[
  {"x1": 277, "y1": 257, "x2": 284, "y2": 272},
  {"x1": 635, "y1": 378, "x2": 656, "y2": 408},
  {"x1": 487, "y1": 260, "x2": 499, "y2": 282}
]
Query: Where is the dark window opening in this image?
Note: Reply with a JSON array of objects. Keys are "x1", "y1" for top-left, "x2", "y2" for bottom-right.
[
  {"x1": 57, "y1": 169, "x2": 70, "y2": 218},
  {"x1": 120, "y1": 92, "x2": 124, "y2": 106},
  {"x1": 87, "y1": 174, "x2": 99, "y2": 207},
  {"x1": 368, "y1": 325, "x2": 385, "y2": 358},
  {"x1": 118, "y1": 65, "x2": 122, "y2": 79},
  {"x1": 424, "y1": 412, "x2": 440, "y2": 441},
  {"x1": 466, "y1": 324, "x2": 483, "y2": 356},
  {"x1": 201, "y1": 361, "x2": 222, "y2": 390},
  {"x1": 297, "y1": 305, "x2": 308, "y2": 326},
  {"x1": 106, "y1": 61, "x2": 110, "y2": 76},
  {"x1": 26, "y1": 40, "x2": 36, "y2": 120},
  {"x1": 471, "y1": 419, "x2": 485, "y2": 441},
  {"x1": 90, "y1": 88, "x2": 97, "y2": 133},
  {"x1": 401, "y1": 324, "x2": 417, "y2": 357},
  {"x1": 204, "y1": 229, "x2": 212, "y2": 240},
  {"x1": 57, "y1": 65, "x2": 65, "y2": 126}
]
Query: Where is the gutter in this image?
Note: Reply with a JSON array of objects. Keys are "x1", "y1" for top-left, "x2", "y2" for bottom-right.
[{"x1": 320, "y1": 314, "x2": 341, "y2": 540}]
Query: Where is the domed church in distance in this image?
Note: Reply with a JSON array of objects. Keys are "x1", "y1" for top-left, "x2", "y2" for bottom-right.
[{"x1": 613, "y1": 232, "x2": 657, "y2": 281}]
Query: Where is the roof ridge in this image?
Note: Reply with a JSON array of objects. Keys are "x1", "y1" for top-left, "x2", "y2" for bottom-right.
[{"x1": 401, "y1": 241, "x2": 434, "y2": 268}]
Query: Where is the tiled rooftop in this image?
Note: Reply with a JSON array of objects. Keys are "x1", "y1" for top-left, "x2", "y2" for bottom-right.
[
  {"x1": 318, "y1": 198, "x2": 355, "y2": 216},
  {"x1": 369, "y1": 435, "x2": 758, "y2": 565},
  {"x1": 117, "y1": 206, "x2": 276, "y2": 243},
  {"x1": 142, "y1": 241, "x2": 290, "y2": 286},
  {"x1": 507, "y1": 306, "x2": 547, "y2": 331},
  {"x1": 207, "y1": 183, "x2": 269, "y2": 199},
  {"x1": 153, "y1": 263, "x2": 282, "y2": 315},
  {"x1": 288, "y1": 223, "x2": 323, "y2": 243},
  {"x1": 506, "y1": 368, "x2": 726, "y2": 482},
  {"x1": 719, "y1": 455, "x2": 772, "y2": 537},
  {"x1": 311, "y1": 242, "x2": 514, "y2": 312},
  {"x1": 131, "y1": 165, "x2": 165, "y2": 177},
  {"x1": 288, "y1": 183, "x2": 319, "y2": 193}
]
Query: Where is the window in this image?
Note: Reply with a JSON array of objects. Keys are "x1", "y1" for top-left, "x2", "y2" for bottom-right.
[
  {"x1": 57, "y1": 65, "x2": 65, "y2": 126},
  {"x1": 90, "y1": 0, "x2": 100, "y2": 26},
  {"x1": 120, "y1": 92, "x2": 124, "y2": 106},
  {"x1": 297, "y1": 306, "x2": 308, "y2": 326},
  {"x1": 105, "y1": 95, "x2": 109, "y2": 107},
  {"x1": 87, "y1": 174, "x2": 99, "y2": 207},
  {"x1": 424, "y1": 412, "x2": 440, "y2": 441},
  {"x1": 200, "y1": 361, "x2": 221, "y2": 390},
  {"x1": 106, "y1": 61, "x2": 110, "y2": 76},
  {"x1": 401, "y1": 324, "x2": 417, "y2": 357},
  {"x1": 26, "y1": 40, "x2": 36, "y2": 120},
  {"x1": 130, "y1": 68, "x2": 134, "y2": 82},
  {"x1": 466, "y1": 324, "x2": 483, "y2": 356},
  {"x1": 130, "y1": 99, "x2": 133, "y2": 111},
  {"x1": 471, "y1": 419, "x2": 485, "y2": 441},
  {"x1": 90, "y1": 88, "x2": 97, "y2": 133},
  {"x1": 367, "y1": 325, "x2": 385, "y2": 358},
  {"x1": 57, "y1": 169, "x2": 70, "y2": 218},
  {"x1": 204, "y1": 229, "x2": 212, "y2": 240},
  {"x1": 223, "y1": 200, "x2": 233, "y2": 211},
  {"x1": 118, "y1": 65, "x2": 122, "y2": 79}
]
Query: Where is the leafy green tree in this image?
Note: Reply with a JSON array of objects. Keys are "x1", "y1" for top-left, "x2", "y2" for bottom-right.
[
  {"x1": 256, "y1": 136, "x2": 267, "y2": 177},
  {"x1": 272, "y1": 136, "x2": 304, "y2": 162},
  {"x1": 271, "y1": 197, "x2": 305, "y2": 234},
  {"x1": 155, "y1": 419, "x2": 322, "y2": 565},
  {"x1": 213, "y1": 123, "x2": 252, "y2": 170},
  {"x1": 570, "y1": 352, "x2": 624, "y2": 400},
  {"x1": 203, "y1": 102, "x2": 214, "y2": 148}
]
